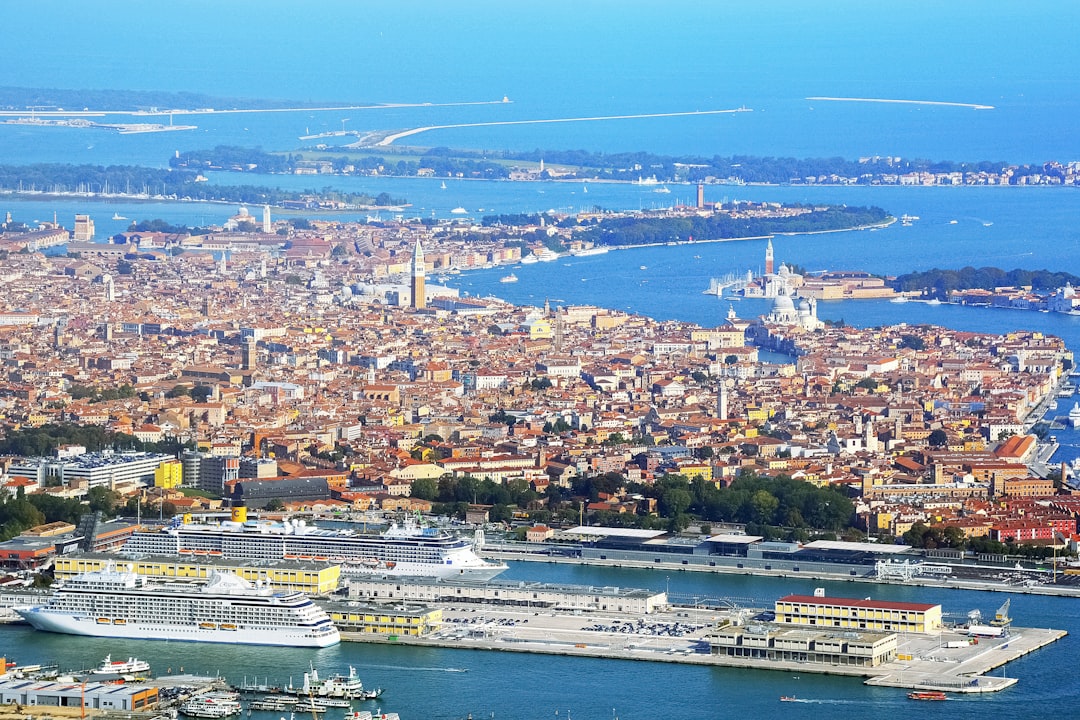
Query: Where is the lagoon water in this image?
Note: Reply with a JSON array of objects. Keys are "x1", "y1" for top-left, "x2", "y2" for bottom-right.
[
  {"x1": 2, "y1": 3, "x2": 1080, "y2": 716},
  {"x1": 2, "y1": 562, "x2": 1076, "y2": 720}
]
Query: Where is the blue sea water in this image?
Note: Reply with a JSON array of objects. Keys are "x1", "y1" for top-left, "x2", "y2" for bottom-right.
[
  {"x1": 2, "y1": 3, "x2": 1080, "y2": 717},
  {"x1": 2, "y1": 564, "x2": 1075, "y2": 720}
]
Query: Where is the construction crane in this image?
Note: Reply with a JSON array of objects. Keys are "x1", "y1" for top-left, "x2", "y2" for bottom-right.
[{"x1": 990, "y1": 598, "x2": 1012, "y2": 628}]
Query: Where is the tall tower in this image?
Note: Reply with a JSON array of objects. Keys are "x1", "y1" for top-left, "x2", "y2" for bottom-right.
[
  {"x1": 74, "y1": 214, "x2": 94, "y2": 242},
  {"x1": 102, "y1": 273, "x2": 115, "y2": 302},
  {"x1": 717, "y1": 381, "x2": 729, "y2": 420},
  {"x1": 241, "y1": 338, "x2": 257, "y2": 371},
  {"x1": 410, "y1": 239, "x2": 426, "y2": 310},
  {"x1": 696, "y1": 184, "x2": 705, "y2": 209},
  {"x1": 765, "y1": 239, "x2": 774, "y2": 276},
  {"x1": 262, "y1": 205, "x2": 271, "y2": 234}
]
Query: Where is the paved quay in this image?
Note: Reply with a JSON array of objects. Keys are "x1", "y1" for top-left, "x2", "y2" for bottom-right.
[
  {"x1": 481, "y1": 552, "x2": 1080, "y2": 597},
  {"x1": 340, "y1": 604, "x2": 1067, "y2": 694}
]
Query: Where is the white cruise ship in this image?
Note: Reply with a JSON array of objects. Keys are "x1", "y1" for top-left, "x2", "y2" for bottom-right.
[
  {"x1": 16, "y1": 565, "x2": 340, "y2": 647},
  {"x1": 122, "y1": 514, "x2": 508, "y2": 581}
]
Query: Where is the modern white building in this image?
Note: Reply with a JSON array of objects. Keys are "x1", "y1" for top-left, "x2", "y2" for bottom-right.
[{"x1": 7, "y1": 452, "x2": 173, "y2": 492}]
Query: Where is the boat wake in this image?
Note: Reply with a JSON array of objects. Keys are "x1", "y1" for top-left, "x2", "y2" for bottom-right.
[{"x1": 364, "y1": 664, "x2": 468, "y2": 673}]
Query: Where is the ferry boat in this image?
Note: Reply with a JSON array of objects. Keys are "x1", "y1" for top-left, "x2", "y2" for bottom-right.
[
  {"x1": 180, "y1": 695, "x2": 243, "y2": 718},
  {"x1": 344, "y1": 712, "x2": 399, "y2": 720},
  {"x1": 499, "y1": 273, "x2": 518, "y2": 283},
  {"x1": 83, "y1": 654, "x2": 150, "y2": 680},
  {"x1": 295, "y1": 699, "x2": 351, "y2": 713},
  {"x1": 122, "y1": 514, "x2": 507, "y2": 581},
  {"x1": 286, "y1": 666, "x2": 370, "y2": 700},
  {"x1": 907, "y1": 691, "x2": 947, "y2": 701},
  {"x1": 536, "y1": 248, "x2": 560, "y2": 262},
  {"x1": 569, "y1": 247, "x2": 609, "y2": 257},
  {"x1": 15, "y1": 564, "x2": 340, "y2": 647},
  {"x1": 450, "y1": 207, "x2": 468, "y2": 214}
]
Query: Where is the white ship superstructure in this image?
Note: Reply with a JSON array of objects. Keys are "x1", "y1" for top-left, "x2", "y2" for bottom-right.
[
  {"x1": 16, "y1": 565, "x2": 339, "y2": 647},
  {"x1": 121, "y1": 514, "x2": 507, "y2": 581}
]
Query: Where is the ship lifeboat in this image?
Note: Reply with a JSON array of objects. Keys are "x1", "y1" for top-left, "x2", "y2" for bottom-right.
[
  {"x1": 220, "y1": 624, "x2": 238, "y2": 631},
  {"x1": 113, "y1": 618, "x2": 127, "y2": 625},
  {"x1": 97, "y1": 617, "x2": 111, "y2": 624},
  {"x1": 199, "y1": 622, "x2": 217, "y2": 630}
]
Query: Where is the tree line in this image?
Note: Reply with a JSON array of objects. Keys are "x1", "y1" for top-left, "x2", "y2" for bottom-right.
[
  {"x1": 569, "y1": 205, "x2": 890, "y2": 247},
  {"x1": 0, "y1": 163, "x2": 400, "y2": 212},
  {"x1": 890, "y1": 266, "x2": 1080, "y2": 298},
  {"x1": 0, "y1": 423, "x2": 190, "y2": 458}
]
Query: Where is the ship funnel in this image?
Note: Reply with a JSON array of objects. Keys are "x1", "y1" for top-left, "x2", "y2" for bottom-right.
[{"x1": 232, "y1": 505, "x2": 248, "y2": 523}]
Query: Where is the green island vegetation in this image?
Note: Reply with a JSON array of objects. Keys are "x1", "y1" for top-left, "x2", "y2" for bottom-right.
[
  {"x1": 891, "y1": 267, "x2": 1080, "y2": 299},
  {"x1": 173, "y1": 146, "x2": 513, "y2": 180},
  {"x1": 481, "y1": 205, "x2": 891, "y2": 246},
  {"x1": 169, "y1": 144, "x2": 1066, "y2": 185},
  {"x1": 0, "y1": 86, "x2": 367, "y2": 112},
  {"x1": 0, "y1": 163, "x2": 406, "y2": 209}
]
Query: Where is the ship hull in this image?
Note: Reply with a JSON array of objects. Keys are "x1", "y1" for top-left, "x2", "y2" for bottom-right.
[{"x1": 16, "y1": 608, "x2": 340, "y2": 647}]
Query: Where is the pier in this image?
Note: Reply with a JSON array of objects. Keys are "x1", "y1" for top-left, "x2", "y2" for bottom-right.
[{"x1": 338, "y1": 603, "x2": 1065, "y2": 694}]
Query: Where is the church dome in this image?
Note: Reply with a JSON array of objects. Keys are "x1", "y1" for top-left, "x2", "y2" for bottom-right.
[{"x1": 772, "y1": 293, "x2": 796, "y2": 315}]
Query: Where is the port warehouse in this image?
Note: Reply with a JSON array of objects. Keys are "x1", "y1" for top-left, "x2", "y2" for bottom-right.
[
  {"x1": 52, "y1": 553, "x2": 341, "y2": 594},
  {"x1": 344, "y1": 577, "x2": 667, "y2": 615},
  {"x1": 774, "y1": 594, "x2": 942, "y2": 634},
  {"x1": 709, "y1": 624, "x2": 897, "y2": 668},
  {"x1": 492, "y1": 527, "x2": 1053, "y2": 577},
  {"x1": 0, "y1": 679, "x2": 158, "y2": 711},
  {"x1": 322, "y1": 600, "x2": 442, "y2": 636}
]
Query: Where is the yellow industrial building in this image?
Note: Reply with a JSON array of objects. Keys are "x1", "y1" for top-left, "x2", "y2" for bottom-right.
[
  {"x1": 53, "y1": 553, "x2": 341, "y2": 595},
  {"x1": 775, "y1": 594, "x2": 942, "y2": 634},
  {"x1": 325, "y1": 602, "x2": 442, "y2": 637}
]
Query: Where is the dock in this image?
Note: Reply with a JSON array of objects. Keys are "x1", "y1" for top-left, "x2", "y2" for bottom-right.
[{"x1": 339, "y1": 604, "x2": 1066, "y2": 693}]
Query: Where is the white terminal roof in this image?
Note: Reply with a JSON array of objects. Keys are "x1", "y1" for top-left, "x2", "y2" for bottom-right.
[
  {"x1": 802, "y1": 540, "x2": 912, "y2": 554},
  {"x1": 706, "y1": 534, "x2": 765, "y2": 544},
  {"x1": 564, "y1": 526, "x2": 668, "y2": 539}
]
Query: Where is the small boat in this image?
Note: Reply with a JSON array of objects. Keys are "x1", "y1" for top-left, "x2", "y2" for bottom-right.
[
  {"x1": 450, "y1": 207, "x2": 468, "y2": 214},
  {"x1": 779, "y1": 695, "x2": 798, "y2": 702},
  {"x1": 112, "y1": 212, "x2": 128, "y2": 220},
  {"x1": 440, "y1": 181, "x2": 447, "y2": 189},
  {"x1": 907, "y1": 691, "x2": 947, "y2": 701},
  {"x1": 499, "y1": 273, "x2": 518, "y2": 283}
]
